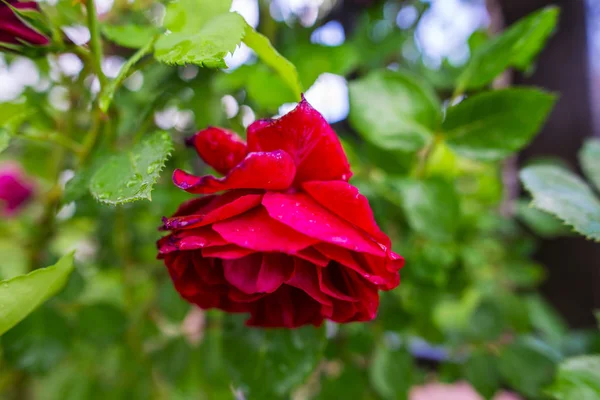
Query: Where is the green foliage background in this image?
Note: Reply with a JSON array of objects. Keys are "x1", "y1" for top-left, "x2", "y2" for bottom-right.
[{"x1": 0, "y1": 0, "x2": 599, "y2": 399}]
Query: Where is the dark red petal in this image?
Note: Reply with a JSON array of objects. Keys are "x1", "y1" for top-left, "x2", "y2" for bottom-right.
[
  {"x1": 161, "y1": 191, "x2": 262, "y2": 231},
  {"x1": 157, "y1": 227, "x2": 227, "y2": 255},
  {"x1": 223, "y1": 254, "x2": 263, "y2": 294},
  {"x1": 246, "y1": 286, "x2": 323, "y2": 328},
  {"x1": 202, "y1": 245, "x2": 255, "y2": 259},
  {"x1": 317, "y1": 262, "x2": 359, "y2": 302},
  {"x1": 286, "y1": 258, "x2": 332, "y2": 306},
  {"x1": 247, "y1": 98, "x2": 352, "y2": 183},
  {"x1": 262, "y1": 192, "x2": 385, "y2": 256},
  {"x1": 173, "y1": 150, "x2": 296, "y2": 194},
  {"x1": 257, "y1": 253, "x2": 294, "y2": 293},
  {"x1": 213, "y1": 206, "x2": 319, "y2": 252},
  {"x1": 185, "y1": 127, "x2": 248, "y2": 175},
  {"x1": 296, "y1": 247, "x2": 330, "y2": 267},
  {"x1": 302, "y1": 181, "x2": 390, "y2": 247},
  {"x1": 315, "y1": 243, "x2": 388, "y2": 286}
]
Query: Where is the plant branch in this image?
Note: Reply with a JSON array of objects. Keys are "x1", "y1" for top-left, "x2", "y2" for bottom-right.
[{"x1": 85, "y1": 0, "x2": 107, "y2": 90}]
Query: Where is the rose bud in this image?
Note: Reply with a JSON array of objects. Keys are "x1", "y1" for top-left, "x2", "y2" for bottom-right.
[
  {"x1": 0, "y1": 163, "x2": 35, "y2": 216},
  {"x1": 0, "y1": 0, "x2": 49, "y2": 48}
]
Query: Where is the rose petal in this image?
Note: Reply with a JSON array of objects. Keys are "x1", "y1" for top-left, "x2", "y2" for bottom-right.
[
  {"x1": 173, "y1": 150, "x2": 296, "y2": 194},
  {"x1": 185, "y1": 127, "x2": 248, "y2": 175},
  {"x1": 247, "y1": 286, "x2": 323, "y2": 328},
  {"x1": 296, "y1": 247, "x2": 330, "y2": 267},
  {"x1": 286, "y1": 258, "x2": 332, "y2": 306},
  {"x1": 315, "y1": 244, "x2": 388, "y2": 286},
  {"x1": 213, "y1": 206, "x2": 319, "y2": 252},
  {"x1": 262, "y1": 192, "x2": 385, "y2": 256},
  {"x1": 202, "y1": 245, "x2": 255, "y2": 259},
  {"x1": 161, "y1": 191, "x2": 262, "y2": 231},
  {"x1": 302, "y1": 180, "x2": 390, "y2": 247},
  {"x1": 257, "y1": 253, "x2": 294, "y2": 293},
  {"x1": 247, "y1": 98, "x2": 351, "y2": 183},
  {"x1": 223, "y1": 254, "x2": 263, "y2": 294},
  {"x1": 157, "y1": 226, "x2": 227, "y2": 254},
  {"x1": 317, "y1": 263, "x2": 359, "y2": 302}
]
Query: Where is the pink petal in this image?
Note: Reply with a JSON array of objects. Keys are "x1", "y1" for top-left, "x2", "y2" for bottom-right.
[
  {"x1": 262, "y1": 192, "x2": 385, "y2": 256},
  {"x1": 213, "y1": 206, "x2": 319, "y2": 252},
  {"x1": 173, "y1": 150, "x2": 296, "y2": 194},
  {"x1": 247, "y1": 98, "x2": 352, "y2": 184},
  {"x1": 161, "y1": 191, "x2": 262, "y2": 231},
  {"x1": 302, "y1": 180, "x2": 390, "y2": 247},
  {"x1": 185, "y1": 127, "x2": 248, "y2": 175}
]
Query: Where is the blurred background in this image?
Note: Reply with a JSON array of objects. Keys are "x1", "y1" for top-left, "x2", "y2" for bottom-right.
[{"x1": 1, "y1": 0, "x2": 600, "y2": 399}]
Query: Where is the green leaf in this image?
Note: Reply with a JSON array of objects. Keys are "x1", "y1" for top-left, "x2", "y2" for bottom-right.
[
  {"x1": 547, "y1": 356, "x2": 600, "y2": 400},
  {"x1": 155, "y1": 0, "x2": 245, "y2": 68},
  {"x1": 152, "y1": 337, "x2": 193, "y2": 384},
  {"x1": 369, "y1": 343, "x2": 413, "y2": 400},
  {"x1": 527, "y1": 295, "x2": 568, "y2": 348},
  {"x1": 0, "y1": 252, "x2": 75, "y2": 336},
  {"x1": 156, "y1": 280, "x2": 190, "y2": 322},
  {"x1": 396, "y1": 178, "x2": 460, "y2": 242},
  {"x1": 76, "y1": 303, "x2": 127, "y2": 346},
  {"x1": 579, "y1": 138, "x2": 600, "y2": 192},
  {"x1": 444, "y1": 88, "x2": 556, "y2": 161},
  {"x1": 516, "y1": 200, "x2": 572, "y2": 238},
  {"x1": 102, "y1": 24, "x2": 159, "y2": 49},
  {"x1": 289, "y1": 43, "x2": 359, "y2": 88},
  {"x1": 349, "y1": 69, "x2": 441, "y2": 152},
  {"x1": 1, "y1": 306, "x2": 71, "y2": 374},
  {"x1": 89, "y1": 131, "x2": 173, "y2": 205},
  {"x1": 520, "y1": 165, "x2": 600, "y2": 241},
  {"x1": 243, "y1": 23, "x2": 302, "y2": 100},
  {"x1": 498, "y1": 339, "x2": 558, "y2": 398},
  {"x1": 457, "y1": 6, "x2": 559, "y2": 90},
  {"x1": 222, "y1": 315, "x2": 326, "y2": 398},
  {"x1": 464, "y1": 350, "x2": 501, "y2": 399}
]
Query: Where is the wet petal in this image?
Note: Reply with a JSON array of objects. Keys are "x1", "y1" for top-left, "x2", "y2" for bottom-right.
[
  {"x1": 173, "y1": 150, "x2": 296, "y2": 194},
  {"x1": 262, "y1": 192, "x2": 385, "y2": 256},
  {"x1": 302, "y1": 180, "x2": 390, "y2": 246},
  {"x1": 185, "y1": 127, "x2": 248, "y2": 175},
  {"x1": 213, "y1": 207, "x2": 319, "y2": 252},
  {"x1": 158, "y1": 226, "x2": 227, "y2": 254},
  {"x1": 247, "y1": 98, "x2": 351, "y2": 183},
  {"x1": 202, "y1": 245, "x2": 255, "y2": 259},
  {"x1": 161, "y1": 191, "x2": 262, "y2": 231}
]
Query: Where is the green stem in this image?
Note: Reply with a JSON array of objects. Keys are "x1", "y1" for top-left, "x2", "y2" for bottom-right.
[
  {"x1": 99, "y1": 35, "x2": 159, "y2": 113},
  {"x1": 85, "y1": 0, "x2": 107, "y2": 90},
  {"x1": 21, "y1": 132, "x2": 83, "y2": 154},
  {"x1": 79, "y1": 107, "x2": 103, "y2": 164}
]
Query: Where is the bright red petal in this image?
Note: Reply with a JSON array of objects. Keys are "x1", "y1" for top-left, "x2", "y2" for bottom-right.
[
  {"x1": 262, "y1": 192, "x2": 385, "y2": 256},
  {"x1": 247, "y1": 98, "x2": 352, "y2": 183},
  {"x1": 172, "y1": 150, "x2": 296, "y2": 194},
  {"x1": 161, "y1": 191, "x2": 262, "y2": 231},
  {"x1": 212, "y1": 207, "x2": 319, "y2": 252},
  {"x1": 185, "y1": 127, "x2": 248, "y2": 175},
  {"x1": 157, "y1": 226, "x2": 227, "y2": 255},
  {"x1": 302, "y1": 181, "x2": 390, "y2": 247}
]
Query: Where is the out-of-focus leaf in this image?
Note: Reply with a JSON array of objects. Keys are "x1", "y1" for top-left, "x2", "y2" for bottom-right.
[
  {"x1": 520, "y1": 165, "x2": 600, "y2": 241},
  {"x1": 396, "y1": 178, "x2": 460, "y2": 242},
  {"x1": 152, "y1": 337, "x2": 192, "y2": 384},
  {"x1": 464, "y1": 350, "x2": 501, "y2": 399},
  {"x1": 1, "y1": 306, "x2": 70, "y2": 373},
  {"x1": 76, "y1": 303, "x2": 127, "y2": 346},
  {"x1": 289, "y1": 43, "x2": 359, "y2": 88},
  {"x1": 498, "y1": 338, "x2": 558, "y2": 398},
  {"x1": 243, "y1": 24, "x2": 302, "y2": 100},
  {"x1": 157, "y1": 280, "x2": 190, "y2": 322},
  {"x1": 434, "y1": 289, "x2": 481, "y2": 333},
  {"x1": 527, "y1": 295, "x2": 568, "y2": 348},
  {"x1": 579, "y1": 138, "x2": 600, "y2": 192},
  {"x1": 369, "y1": 343, "x2": 413, "y2": 400},
  {"x1": 444, "y1": 88, "x2": 556, "y2": 161},
  {"x1": 457, "y1": 6, "x2": 559, "y2": 90},
  {"x1": 318, "y1": 363, "x2": 368, "y2": 400},
  {"x1": 102, "y1": 24, "x2": 159, "y2": 49},
  {"x1": 222, "y1": 315, "x2": 326, "y2": 398},
  {"x1": 516, "y1": 200, "x2": 572, "y2": 238},
  {"x1": 0, "y1": 130, "x2": 10, "y2": 153},
  {"x1": 546, "y1": 355, "x2": 600, "y2": 400},
  {"x1": 246, "y1": 64, "x2": 297, "y2": 111},
  {"x1": 349, "y1": 69, "x2": 441, "y2": 152},
  {"x1": 0, "y1": 252, "x2": 75, "y2": 336},
  {"x1": 155, "y1": 0, "x2": 245, "y2": 68},
  {"x1": 89, "y1": 131, "x2": 173, "y2": 205}
]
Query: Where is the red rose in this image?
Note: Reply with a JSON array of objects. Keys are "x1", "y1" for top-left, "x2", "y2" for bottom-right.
[
  {"x1": 0, "y1": 0, "x2": 49, "y2": 47},
  {"x1": 158, "y1": 98, "x2": 404, "y2": 328}
]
